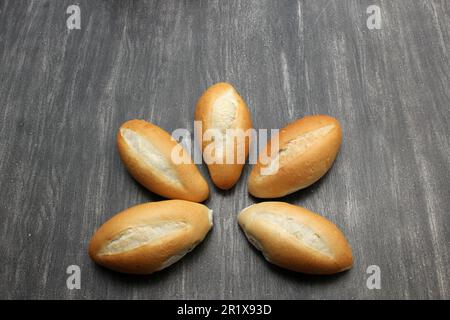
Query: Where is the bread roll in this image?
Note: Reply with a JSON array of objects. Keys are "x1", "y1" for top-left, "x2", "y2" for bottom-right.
[
  {"x1": 89, "y1": 200, "x2": 213, "y2": 274},
  {"x1": 248, "y1": 115, "x2": 342, "y2": 198},
  {"x1": 238, "y1": 202, "x2": 353, "y2": 274},
  {"x1": 195, "y1": 83, "x2": 253, "y2": 190},
  {"x1": 117, "y1": 119, "x2": 209, "y2": 202}
]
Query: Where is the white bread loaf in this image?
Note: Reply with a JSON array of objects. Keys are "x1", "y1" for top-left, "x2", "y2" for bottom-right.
[
  {"x1": 89, "y1": 200, "x2": 213, "y2": 274},
  {"x1": 238, "y1": 202, "x2": 353, "y2": 274},
  {"x1": 248, "y1": 115, "x2": 342, "y2": 198},
  {"x1": 195, "y1": 82, "x2": 253, "y2": 190},
  {"x1": 117, "y1": 119, "x2": 209, "y2": 202}
]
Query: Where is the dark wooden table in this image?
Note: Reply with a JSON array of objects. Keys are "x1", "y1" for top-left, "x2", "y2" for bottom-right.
[{"x1": 1, "y1": 0, "x2": 449, "y2": 300}]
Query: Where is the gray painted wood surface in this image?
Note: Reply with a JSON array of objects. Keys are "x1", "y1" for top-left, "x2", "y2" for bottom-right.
[{"x1": 0, "y1": 0, "x2": 449, "y2": 299}]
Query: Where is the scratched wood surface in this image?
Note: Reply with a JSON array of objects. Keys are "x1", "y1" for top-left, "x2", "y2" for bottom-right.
[{"x1": 0, "y1": 0, "x2": 449, "y2": 300}]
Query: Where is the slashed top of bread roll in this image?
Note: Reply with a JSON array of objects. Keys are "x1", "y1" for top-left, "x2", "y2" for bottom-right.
[{"x1": 120, "y1": 127, "x2": 180, "y2": 185}]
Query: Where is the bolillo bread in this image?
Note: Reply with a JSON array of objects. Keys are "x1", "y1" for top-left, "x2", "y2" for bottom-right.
[
  {"x1": 89, "y1": 200, "x2": 213, "y2": 274},
  {"x1": 117, "y1": 119, "x2": 209, "y2": 202},
  {"x1": 238, "y1": 202, "x2": 353, "y2": 274},
  {"x1": 248, "y1": 115, "x2": 342, "y2": 198},
  {"x1": 195, "y1": 82, "x2": 253, "y2": 190}
]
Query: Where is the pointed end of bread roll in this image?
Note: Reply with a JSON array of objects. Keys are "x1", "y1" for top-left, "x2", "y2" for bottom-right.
[{"x1": 208, "y1": 163, "x2": 245, "y2": 190}]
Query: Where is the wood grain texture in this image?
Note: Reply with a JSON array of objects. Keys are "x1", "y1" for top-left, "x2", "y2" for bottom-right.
[{"x1": 0, "y1": 0, "x2": 449, "y2": 299}]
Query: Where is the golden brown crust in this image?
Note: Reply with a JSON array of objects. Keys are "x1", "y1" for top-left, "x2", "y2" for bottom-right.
[
  {"x1": 117, "y1": 119, "x2": 209, "y2": 202},
  {"x1": 89, "y1": 200, "x2": 213, "y2": 274},
  {"x1": 238, "y1": 202, "x2": 353, "y2": 275},
  {"x1": 195, "y1": 82, "x2": 253, "y2": 190},
  {"x1": 248, "y1": 115, "x2": 342, "y2": 198}
]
